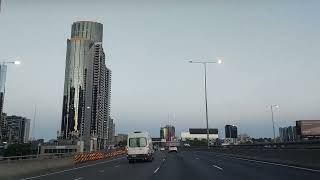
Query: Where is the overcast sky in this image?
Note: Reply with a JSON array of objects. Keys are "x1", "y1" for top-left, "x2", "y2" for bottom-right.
[{"x1": 1, "y1": 0, "x2": 320, "y2": 140}]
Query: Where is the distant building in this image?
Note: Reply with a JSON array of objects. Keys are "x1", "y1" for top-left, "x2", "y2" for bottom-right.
[
  {"x1": 296, "y1": 120, "x2": 320, "y2": 140},
  {"x1": 160, "y1": 125, "x2": 175, "y2": 141},
  {"x1": 115, "y1": 133, "x2": 128, "y2": 145},
  {"x1": 0, "y1": 64, "x2": 7, "y2": 141},
  {"x1": 237, "y1": 133, "x2": 251, "y2": 143},
  {"x1": 225, "y1": 125, "x2": 238, "y2": 138},
  {"x1": 181, "y1": 128, "x2": 219, "y2": 141},
  {"x1": 40, "y1": 140, "x2": 81, "y2": 154},
  {"x1": 0, "y1": 113, "x2": 6, "y2": 141},
  {"x1": 5, "y1": 115, "x2": 30, "y2": 144},
  {"x1": 279, "y1": 126, "x2": 297, "y2": 142},
  {"x1": 107, "y1": 118, "x2": 115, "y2": 145}
]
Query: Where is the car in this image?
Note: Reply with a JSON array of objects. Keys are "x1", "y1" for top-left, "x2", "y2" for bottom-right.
[
  {"x1": 160, "y1": 147, "x2": 165, "y2": 151},
  {"x1": 127, "y1": 131, "x2": 154, "y2": 163},
  {"x1": 168, "y1": 146, "x2": 178, "y2": 152}
]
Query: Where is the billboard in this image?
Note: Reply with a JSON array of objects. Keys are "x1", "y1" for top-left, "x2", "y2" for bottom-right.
[{"x1": 296, "y1": 120, "x2": 320, "y2": 136}]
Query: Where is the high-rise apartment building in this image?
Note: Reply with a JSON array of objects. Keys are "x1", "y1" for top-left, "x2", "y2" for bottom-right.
[
  {"x1": 0, "y1": 64, "x2": 7, "y2": 141},
  {"x1": 60, "y1": 21, "x2": 112, "y2": 151},
  {"x1": 5, "y1": 115, "x2": 30, "y2": 144}
]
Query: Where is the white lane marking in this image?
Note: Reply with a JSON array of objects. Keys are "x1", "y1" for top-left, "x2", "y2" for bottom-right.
[
  {"x1": 212, "y1": 164, "x2": 223, "y2": 171},
  {"x1": 216, "y1": 154, "x2": 320, "y2": 173},
  {"x1": 74, "y1": 178, "x2": 83, "y2": 180},
  {"x1": 232, "y1": 156, "x2": 320, "y2": 173},
  {"x1": 99, "y1": 170, "x2": 105, "y2": 173},
  {"x1": 153, "y1": 167, "x2": 160, "y2": 174},
  {"x1": 115, "y1": 165, "x2": 120, "y2": 168},
  {"x1": 195, "y1": 157, "x2": 199, "y2": 160},
  {"x1": 21, "y1": 156, "x2": 126, "y2": 180}
]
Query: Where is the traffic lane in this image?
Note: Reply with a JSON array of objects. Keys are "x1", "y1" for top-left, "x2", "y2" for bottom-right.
[
  {"x1": 19, "y1": 156, "x2": 127, "y2": 180},
  {"x1": 194, "y1": 150, "x2": 320, "y2": 180},
  {"x1": 93, "y1": 150, "x2": 166, "y2": 180},
  {"x1": 21, "y1": 151, "x2": 166, "y2": 180},
  {"x1": 153, "y1": 150, "x2": 224, "y2": 180}
]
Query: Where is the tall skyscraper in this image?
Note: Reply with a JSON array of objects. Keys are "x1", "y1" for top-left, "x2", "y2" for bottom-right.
[
  {"x1": 60, "y1": 21, "x2": 112, "y2": 151},
  {"x1": 0, "y1": 64, "x2": 7, "y2": 141}
]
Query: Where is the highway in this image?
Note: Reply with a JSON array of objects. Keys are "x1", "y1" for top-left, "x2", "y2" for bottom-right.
[{"x1": 17, "y1": 150, "x2": 320, "y2": 180}]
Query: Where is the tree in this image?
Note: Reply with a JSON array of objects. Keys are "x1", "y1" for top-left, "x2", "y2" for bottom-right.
[{"x1": 4, "y1": 143, "x2": 31, "y2": 157}]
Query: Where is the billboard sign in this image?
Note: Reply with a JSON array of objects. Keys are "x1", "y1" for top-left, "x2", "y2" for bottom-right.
[{"x1": 298, "y1": 120, "x2": 320, "y2": 136}]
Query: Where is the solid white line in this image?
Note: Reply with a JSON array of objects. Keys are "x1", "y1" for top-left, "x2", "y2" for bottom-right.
[
  {"x1": 115, "y1": 165, "x2": 120, "y2": 168},
  {"x1": 153, "y1": 167, "x2": 160, "y2": 174},
  {"x1": 195, "y1": 157, "x2": 199, "y2": 160},
  {"x1": 196, "y1": 151, "x2": 320, "y2": 173},
  {"x1": 216, "y1": 154, "x2": 320, "y2": 173},
  {"x1": 74, "y1": 178, "x2": 83, "y2": 180},
  {"x1": 21, "y1": 156, "x2": 126, "y2": 180},
  {"x1": 212, "y1": 164, "x2": 223, "y2": 171}
]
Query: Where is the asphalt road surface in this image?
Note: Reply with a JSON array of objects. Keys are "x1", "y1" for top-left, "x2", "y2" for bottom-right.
[{"x1": 16, "y1": 150, "x2": 320, "y2": 180}]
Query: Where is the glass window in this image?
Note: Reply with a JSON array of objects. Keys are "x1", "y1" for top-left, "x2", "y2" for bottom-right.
[{"x1": 129, "y1": 137, "x2": 147, "y2": 147}]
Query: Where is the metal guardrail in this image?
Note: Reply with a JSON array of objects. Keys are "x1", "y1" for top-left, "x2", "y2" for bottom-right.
[
  {"x1": 0, "y1": 153, "x2": 76, "y2": 163},
  {"x1": 182, "y1": 140, "x2": 320, "y2": 150}
]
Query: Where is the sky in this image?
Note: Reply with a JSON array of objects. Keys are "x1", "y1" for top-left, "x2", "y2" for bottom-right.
[{"x1": 0, "y1": 0, "x2": 320, "y2": 140}]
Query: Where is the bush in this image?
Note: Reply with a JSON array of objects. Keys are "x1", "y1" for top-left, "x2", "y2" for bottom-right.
[{"x1": 4, "y1": 143, "x2": 32, "y2": 157}]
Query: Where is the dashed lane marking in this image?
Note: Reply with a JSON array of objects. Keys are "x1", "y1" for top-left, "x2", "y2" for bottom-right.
[
  {"x1": 153, "y1": 167, "x2": 160, "y2": 174},
  {"x1": 212, "y1": 164, "x2": 223, "y2": 171}
]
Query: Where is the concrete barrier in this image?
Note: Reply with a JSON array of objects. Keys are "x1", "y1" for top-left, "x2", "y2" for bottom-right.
[
  {"x1": 0, "y1": 156, "x2": 74, "y2": 179},
  {"x1": 0, "y1": 148, "x2": 127, "y2": 179}
]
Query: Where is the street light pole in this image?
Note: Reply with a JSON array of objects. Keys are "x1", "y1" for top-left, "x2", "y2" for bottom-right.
[
  {"x1": 189, "y1": 59, "x2": 222, "y2": 149},
  {"x1": 270, "y1": 104, "x2": 279, "y2": 142},
  {"x1": 203, "y1": 63, "x2": 209, "y2": 148}
]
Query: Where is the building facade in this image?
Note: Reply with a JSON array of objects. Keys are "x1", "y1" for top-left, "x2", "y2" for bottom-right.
[
  {"x1": 225, "y1": 125, "x2": 238, "y2": 138},
  {"x1": 160, "y1": 125, "x2": 175, "y2": 141},
  {"x1": 279, "y1": 126, "x2": 296, "y2": 142},
  {"x1": 181, "y1": 128, "x2": 219, "y2": 141},
  {"x1": 5, "y1": 115, "x2": 30, "y2": 144},
  {"x1": 60, "y1": 21, "x2": 112, "y2": 151},
  {"x1": 0, "y1": 64, "x2": 7, "y2": 141}
]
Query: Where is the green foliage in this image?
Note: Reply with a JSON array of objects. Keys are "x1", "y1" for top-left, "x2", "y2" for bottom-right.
[
  {"x1": 185, "y1": 139, "x2": 207, "y2": 146},
  {"x1": 4, "y1": 143, "x2": 32, "y2": 157}
]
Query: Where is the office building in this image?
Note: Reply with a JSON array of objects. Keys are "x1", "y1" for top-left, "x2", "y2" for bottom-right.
[
  {"x1": 5, "y1": 115, "x2": 30, "y2": 144},
  {"x1": 115, "y1": 133, "x2": 128, "y2": 145},
  {"x1": 0, "y1": 64, "x2": 7, "y2": 141},
  {"x1": 225, "y1": 125, "x2": 238, "y2": 138},
  {"x1": 160, "y1": 125, "x2": 175, "y2": 141},
  {"x1": 107, "y1": 118, "x2": 115, "y2": 145},
  {"x1": 279, "y1": 126, "x2": 296, "y2": 142},
  {"x1": 296, "y1": 120, "x2": 320, "y2": 140},
  {"x1": 0, "y1": 113, "x2": 6, "y2": 141},
  {"x1": 181, "y1": 128, "x2": 219, "y2": 141},
  {"x1": 60, "y1": 21, "x2": 112, "y2": 151}
]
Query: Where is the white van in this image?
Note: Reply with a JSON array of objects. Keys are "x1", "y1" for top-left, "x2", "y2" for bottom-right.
[{"x1": 127, "y1": 131, "x2": 154, "y2": 163}]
